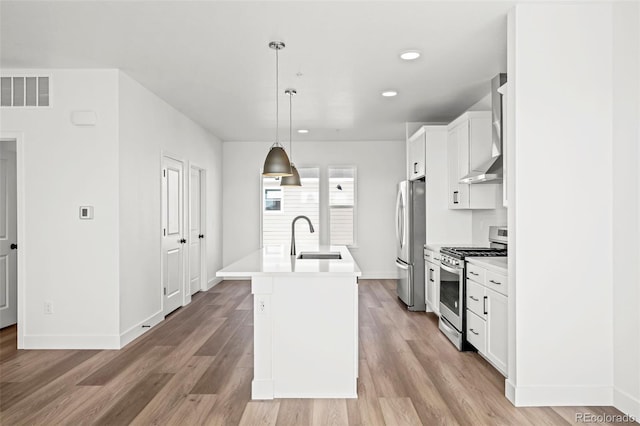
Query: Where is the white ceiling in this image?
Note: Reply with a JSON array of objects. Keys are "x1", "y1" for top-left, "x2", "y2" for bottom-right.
[{"x1": 0, "y1": 1, "x2": 511, "y2": 142}]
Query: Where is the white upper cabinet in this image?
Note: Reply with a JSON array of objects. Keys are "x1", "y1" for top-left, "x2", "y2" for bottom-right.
[
  {"x1": 407, "y1": 127, "x2": 426, "y2": 180},
  {"x1": 447, "y1": 111, "x2": 501, "y2": 209}
]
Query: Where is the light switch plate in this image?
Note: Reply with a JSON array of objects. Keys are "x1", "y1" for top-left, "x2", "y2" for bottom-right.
[{"x1": 79, "y1": 206, "x2": 94, "y2": 220}]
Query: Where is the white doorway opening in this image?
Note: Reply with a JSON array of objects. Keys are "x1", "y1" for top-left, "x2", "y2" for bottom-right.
[{"x1": 189, "y1": 165, "x2": 206, "y2": 296}]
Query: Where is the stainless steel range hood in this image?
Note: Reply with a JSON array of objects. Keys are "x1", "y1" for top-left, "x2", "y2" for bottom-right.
[{"x1": 460, "y1": 73, "x2": 507, "y2": 184}]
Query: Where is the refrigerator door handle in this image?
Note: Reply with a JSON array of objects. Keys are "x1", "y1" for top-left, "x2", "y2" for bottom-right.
[
  {"x1": 395, "y1": 189, "x2": 404, "y2": 249},
  {"x1": 395, "y1": 259, "x2": 409, "y2": 270}
]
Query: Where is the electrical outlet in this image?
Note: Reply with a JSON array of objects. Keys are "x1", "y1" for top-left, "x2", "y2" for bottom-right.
[
  {"x1": 44, "y1": 301, "x2": 53, "y2": 315},
  {"x1": 257, "y1": 298, "x2": 266, "y2": 314}
]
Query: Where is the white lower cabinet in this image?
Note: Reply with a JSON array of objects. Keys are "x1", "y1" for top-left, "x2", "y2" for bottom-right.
[
  {"x1": 485, "y1": 288, "x2": 508, "y2": 374},
  {"x1": 465, "y1": 261, "x2": 508, "y2": 376},
  {"x1": 425, "y1": 258, "x2": 440, "y2": 316},
  {"x1": 466, "y1": 310, "x2": 486, "y2": 353}
]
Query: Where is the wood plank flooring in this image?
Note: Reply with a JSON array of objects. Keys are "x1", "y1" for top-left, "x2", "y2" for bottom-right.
[{"x1": 0, "y1": 280, "x2": 631, "y2": 425}]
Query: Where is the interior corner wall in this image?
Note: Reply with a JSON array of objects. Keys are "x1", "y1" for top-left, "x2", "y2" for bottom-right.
[
  {"x1": 510, "y1": 3, "x2": 614, "y2": 406},
  {"x1": 0, "y1": 69, "x2": 121, "y2": 348},
  {"x1": 118, "y1": 71, "x2": 223, "y2": 341},
  {"x1": 612, "y1": 1, "x2": 640, "y2": 419},
  {"x1": 222, "y1": 140, "x2": 405, "y2": 278}
]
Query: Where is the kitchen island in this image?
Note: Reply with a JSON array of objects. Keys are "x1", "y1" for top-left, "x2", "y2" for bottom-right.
[{"x1": 217, "y1": 245, "x2": 361, "y2": 400}]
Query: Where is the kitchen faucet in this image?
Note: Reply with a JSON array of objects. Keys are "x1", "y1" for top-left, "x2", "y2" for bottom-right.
[{"x1": 291, "y1": 215, "x2": 315, "y2": 256}]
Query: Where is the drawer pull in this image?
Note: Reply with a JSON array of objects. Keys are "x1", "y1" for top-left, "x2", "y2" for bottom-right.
[
  {"x1": 429, "y1": 279, "x2": 434, "y2": 283},
  {"x1": 470, "y1": 296, "x2": 479, "y2": 301},
  {"x1": 470, "y1": 328, "x2": 479, "y2": 336},
  {"x1": 429, "y1": 268, "x2": 434, "y2": 272},
  {"x1": 469, "y1": 271, "x2": 479, "y2": 276},
  {"x1": 489, "y1": 279, "x2": 502, "y2": 285}
]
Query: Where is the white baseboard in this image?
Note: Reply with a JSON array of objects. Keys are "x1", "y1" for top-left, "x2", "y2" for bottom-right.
[
  {"x1": 510, "y1": 384, "x2": 613, "y2": 407},
  {"x1": 614, "y1": 387, "x2": 640, "y2": 420},
  {"x1": 207, "y1": 277, "x2": 223, "y2": 290},
  {"x1": 505, "y1": 379, "x2": 516, "y2": 405},
  {"x1": 119, "y1": 310, "x2": 164, "y2": 348},
  {"x1": 222, "y1": 276, "x2": 251, "y2": 281},
  {"x1": 22, "y1": 334, "x2": 120, "y2": 349},
  {"x1": 359, "y1": 271, "x2": 398, "y2": 280},
  {"x1": 252, "y1": 379, "x2": 274, "y2": 400}
]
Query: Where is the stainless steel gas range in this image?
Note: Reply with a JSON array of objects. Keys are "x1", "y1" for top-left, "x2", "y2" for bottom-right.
[{"x1": 438, "y1": 226, "x2": 508, "y2": 350}]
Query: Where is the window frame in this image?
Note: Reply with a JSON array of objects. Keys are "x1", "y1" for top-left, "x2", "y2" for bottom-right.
[{"x1": 328, "y1": 165, "x2": 358, "y2": 248}]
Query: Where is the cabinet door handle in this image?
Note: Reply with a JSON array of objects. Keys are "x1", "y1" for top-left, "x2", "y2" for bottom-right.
[
  {"x1": 429, "y1": 279, "x2": 434, "y2": 283},
  {"x1": 198, "y1": 234, "x2": 204, "y2": 239},
  {"x1": 470, "y1": 295, "x2": 479, "y2": 301},
  {"x1": 469, "y1": 271, "x2": 478, "y2": 276},
  {"x1": 489, "y1": 279, "x2": 502, "y2": 286},
  {"x1": 483, "y1": 296, "x2": 488, "y2": 315},
  {"x1": 470, "y1": 328, "x2": 479, "y2": 336},
  {"x1": 429, "y1": 268, "x2": 434, "y2": 273},
  {"x1": 453, "y1": 191, "x2": 459, "y2": 204},
  {"x1": 413, "y1": 162, "x2": 418, "y2": 174}
]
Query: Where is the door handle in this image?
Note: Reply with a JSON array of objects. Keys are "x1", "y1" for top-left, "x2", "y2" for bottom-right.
[
  {"x1": 10, "y1": 243, "x2": 17, "y2": 250},
  {"x1": 413, "y1": 162, "x2": 418, "y2": 174},
  {"x1": 179, "y1": 238, "x2": 187, "y2": 244},
  {"x1": 395, "y1": 260, "x2": 409, "y2": 270},
  {"x1": 453, "y1": 191, "x2": 459, "y2": 204},
  {"x1": 483, "y1": 296, "x2": 488, "y2": 315},
  {"x1": 198, "y1": 234, "x2": 204, "y2": 239}
]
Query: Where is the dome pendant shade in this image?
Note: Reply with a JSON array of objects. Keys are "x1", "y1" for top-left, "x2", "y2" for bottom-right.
[
  {"x1": 263, "y1": 146, "x2": 293, "y2": 177},
  {"x1": 280, "y1": 163, "x2": 301, "y2": 186}
]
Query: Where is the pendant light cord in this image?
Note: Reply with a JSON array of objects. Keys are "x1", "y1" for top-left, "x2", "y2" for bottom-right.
[
  {"x1": 289, "y1": 90, "x2": 293, "y2": 160},
  {"x1": 275, "y1": 47, "x2": 279, "y2": 146}
]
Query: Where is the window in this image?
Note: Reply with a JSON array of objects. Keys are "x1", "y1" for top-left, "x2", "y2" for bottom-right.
[
  {"x1": 264, "y1": 188, "x2": 282, "y2": 211},
  {"x1": 329, "y1": 166, "x2": 356, "y2": 246},
  {"x1": 261, "y1": 168, "x2": 320, "y2": 248}
]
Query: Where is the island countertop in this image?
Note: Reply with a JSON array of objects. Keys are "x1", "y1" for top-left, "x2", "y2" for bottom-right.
[{"x1": 216, "y1": 245, "x2": 362, "y2": 277}]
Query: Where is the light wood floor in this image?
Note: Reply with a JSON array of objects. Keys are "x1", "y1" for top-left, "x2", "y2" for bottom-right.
[{"x1": 0, "y1": 280, "x2": 631, "y2": 425}]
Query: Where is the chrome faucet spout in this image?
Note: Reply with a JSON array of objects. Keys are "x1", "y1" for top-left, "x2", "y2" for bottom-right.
[{"x1": 291, "y1": 215, "x2": 315, "y2": 256}]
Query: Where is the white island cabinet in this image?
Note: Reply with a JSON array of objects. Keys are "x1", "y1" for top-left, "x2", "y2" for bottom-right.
[{"x1": 217, "y1": 245, "x2": 361, "y2": 400}]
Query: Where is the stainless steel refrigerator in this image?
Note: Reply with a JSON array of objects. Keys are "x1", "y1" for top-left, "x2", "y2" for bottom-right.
[{"x1": 394, "y1": 180, "x2": 426, "y2": 311}]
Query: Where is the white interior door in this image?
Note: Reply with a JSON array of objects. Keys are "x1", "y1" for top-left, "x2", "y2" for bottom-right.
[
  {"x1": 189, "y1": 167, "x2": 203, "y2": 295},
  {"x1": 162, "y1": 156, "x2": 185, "y2": 316},
  {"x1": 0, "y1": 141, "x2": 17, "y2": 328}
]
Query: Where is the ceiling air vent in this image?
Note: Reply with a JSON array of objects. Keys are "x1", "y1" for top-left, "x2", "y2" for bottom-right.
[{"x1": 1, "y1": 76, "x2": 49, "y2": 107}]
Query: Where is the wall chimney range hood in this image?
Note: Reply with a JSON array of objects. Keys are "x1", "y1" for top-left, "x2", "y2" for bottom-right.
[{"x1": 460, "y1": 73, "x2": 507, "y2": 184}]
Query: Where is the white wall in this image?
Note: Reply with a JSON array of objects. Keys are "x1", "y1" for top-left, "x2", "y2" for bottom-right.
[
  {"x1": 222, "y1": 140, "x2": 405, "y2": 278},
  {"x1": 509, "y1": 3, "x2": 615, "y2": 406},
  {"x1": 118, "y1": 72, "x2": 223, "y2": 342},
  {"x1": 612, "y1": 2, "x2": 640, "y2": 419},
  {"x1": 0, "y1": 69, "x2": 121, "y2": 348}
]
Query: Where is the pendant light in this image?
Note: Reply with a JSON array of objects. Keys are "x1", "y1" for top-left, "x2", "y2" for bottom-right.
[
  {"x1": 262, "y1": 41, "x2": 293, "y2": 177},
  {"x1": 280, "y1": 88, "x2": 302, "y2": 187}
]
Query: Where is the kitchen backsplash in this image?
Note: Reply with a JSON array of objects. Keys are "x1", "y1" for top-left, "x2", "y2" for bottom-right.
[{"x1": 472, "y1": 206, "x2": 507, "y2": 245}]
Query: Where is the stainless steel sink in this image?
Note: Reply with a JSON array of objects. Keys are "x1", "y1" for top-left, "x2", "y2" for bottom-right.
[{"x1": 297, "y1": 252, "x2": 342, "y2": 260}]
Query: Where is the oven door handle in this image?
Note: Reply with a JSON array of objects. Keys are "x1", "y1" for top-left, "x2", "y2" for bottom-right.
[{"x1": 440, "y1": 263, "x2": 462, "y2": 274}]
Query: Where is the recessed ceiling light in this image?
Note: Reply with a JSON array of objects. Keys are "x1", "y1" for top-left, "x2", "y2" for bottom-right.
[
  {"x1": 382, "y1": 90, "x2": 398, "y2": 97},
  {"x1": 297, "y1": 129, "x2": 309, "y2": 134},
  {"x1": 400, "y1": 50, "x2": 421, "y2": 61}
]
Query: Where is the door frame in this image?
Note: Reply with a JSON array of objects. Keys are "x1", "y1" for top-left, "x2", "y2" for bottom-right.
[
  {"x1": 160, "y1": 151, "x2": 187, "y2": 315},
  {"x1": 0, "y1": 132, "x2": 25, "y2": 348},
  {"x1": 188, "y1": 163, "x2": 207, "y2": 298}
]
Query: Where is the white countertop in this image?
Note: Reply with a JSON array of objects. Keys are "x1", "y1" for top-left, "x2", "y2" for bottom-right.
[
  {"x1": 216, "y1": 245, "x2": 362, "y2": 277},
  {"x1": 466, "y1": 257, "x2": 508, "y2": 274}
]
